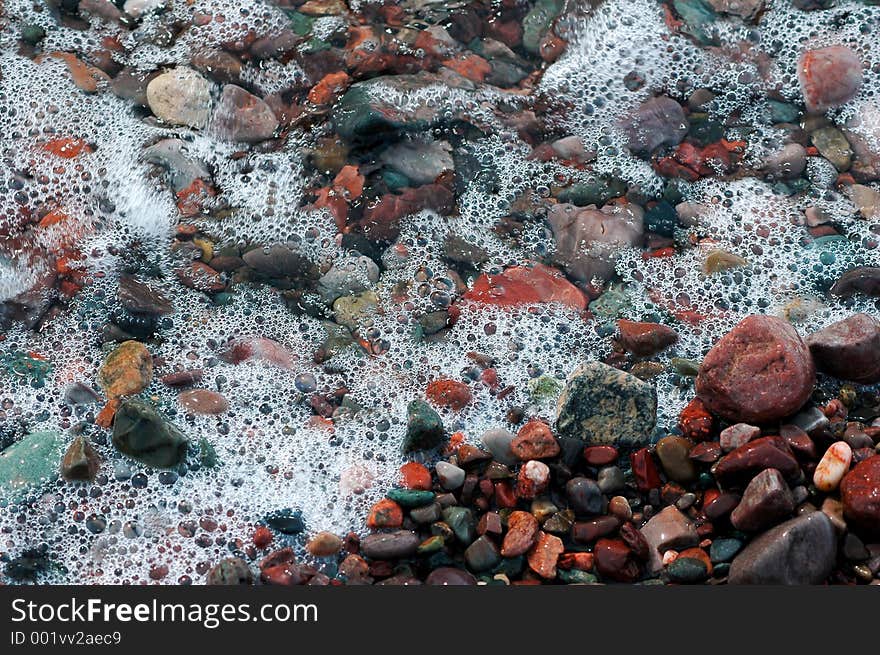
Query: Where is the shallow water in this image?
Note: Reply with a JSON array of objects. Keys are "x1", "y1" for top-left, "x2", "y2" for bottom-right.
[{"x1": 1, "y1": 0, "x2": 879, "y2": 583}]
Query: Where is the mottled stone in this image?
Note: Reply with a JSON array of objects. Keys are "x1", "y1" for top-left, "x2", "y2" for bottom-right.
[
  {"x1": 0, "y1": 431, "x2": 64, "y2": 503},
  {"x1": 807, "y1": 313, "x2": 880, "y2": 384},
  {"x1": 728, "y1": 512, "x2": 836, "y2": 584},
  {"x1": 841, "y1": 455, "x2": 880, "y2": 536},
  {"x1": 146, "y1": 67, "x2": 212, "y2": 128},
  {"x1": 556, "y1": 361, "x2": 657, "y2": 448}
]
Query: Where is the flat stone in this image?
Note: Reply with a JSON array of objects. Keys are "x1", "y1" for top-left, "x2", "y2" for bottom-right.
[
  {"x1": 360, "y1": 531, "x2": 420, "y2": 560},
  {"x1": 210, "y1": 84, "x2": 278, "y2": 143},
  {"x1": 728, "y1": 512, "x2": 836, "y2": 584},
  {"x1": 112, "y1": 399, "x2": 189, "y2": 468},
  {"x1": 146, "y1": 67, "x2": 212, "y2": 128},
  {"x1": 720, "y1": 423, "x2": 760, "y2": 452}
]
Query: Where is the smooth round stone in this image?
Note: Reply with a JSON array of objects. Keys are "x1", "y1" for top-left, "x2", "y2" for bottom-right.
[
  {"x1": 464, "y1": 535, "x2": 501, "y2": 572},
  {"x1": 584, "y1": 445, "x2": 618, "y2": 466},
  {"x1": 386, "y1": 488, "x2": 435, "y2": 508},
  {"x1": 667, "y1": 557, "x2": 709, "y2": 584},
  {"x1": 435, "y1": 461, "x2": 466, "y2": 490},
  {"x1": 178, "y1": 389, "x2": 229, "y2": 415},
  {"x1": 425, "y1": 567, "x2": 476, "y2": 585},
  {"x1": 597, "y1": 466, "x2": 625, "y2": 493},
  {"x1": 656, "y1": 436, "x2": 697, "y2": 483},
  {"x1": 709, "y1": 538, "x2": 743, "y2": 564},
  {"x1": 566, "y1": 477, "x2": 606, "y2": 515},
  {"x1": 146, "y1": 67, "x2": 212, "y2": 128},
  {"x1": 481, "y1": 428, "x2": 517, "y2": 466},
  {"x1": 294, "y1": 372, "x2": 317, "y2": 393},
  {"x1": 360, "y1": 531, "x2": 420, "y2": 560}
]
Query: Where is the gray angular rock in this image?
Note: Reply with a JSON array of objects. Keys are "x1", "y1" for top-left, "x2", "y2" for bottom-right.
[
  {"x1": 380, "y1": 139, "x2": 453, "y2": 185},
  {"x1": 555, "y1": 361, "x2": 657, "y2": 448},
  {"x1": 481, "y1": 428, "x2": 517, "y2": 466},
  {"x1": 728, "y1": 511, "x2": 836, "y2": 584}
]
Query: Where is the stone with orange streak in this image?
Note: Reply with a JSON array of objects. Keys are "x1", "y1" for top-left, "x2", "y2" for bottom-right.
[
  {"x1": 813, "y1": 441, "x2": 852, "y2": 492},
  {"x1": 527, "y1": 532, "x2": 564, "y2": 579},
  {"x1": 366, "y1": 499, "x2": 403, "y2": 529}
]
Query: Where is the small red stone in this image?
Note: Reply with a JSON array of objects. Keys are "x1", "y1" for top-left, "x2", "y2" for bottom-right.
[
  {"x1": 689, "y1": 441, "x2": 722, "y2": 463},
  {"x1": 631, "y1": 448, "x2": 663, "y2": 492},
  {"x1": 527, "y1": 532, "x2": 564, "y2": 579},
  {"x1": 252, "y1": 526, "x2": 273, "y2": 549},
  {"x1": 594, "y1": 538, "x2": 642, "y2": 583},
  {"x1": 679, "y1": 397, "x2": 714, "y2": 442},
  {"x1": 558, "y1": 552, "x2": 594, "y2": 571},
  {"x1": 400, "y1": 462, "x2": 432, "y2": 490},
  {"x1": 426, "y1": 378, "x2": 473, "y2": 411},
  {"x1": 516, "y1": 460, "x2": 550, "y2": 499},
  {"x1": 584, "y1": 445, "x2": 618, "y2": 466},
  {"x1": 511, "y1": 419, "x2": 560, "y2": 460},
  {"x1": 367, "y1": 499, "x2": 403, "y2": 529},
  {"x1": 494, "y1": 480, "x2": 518, "y2": 508}
]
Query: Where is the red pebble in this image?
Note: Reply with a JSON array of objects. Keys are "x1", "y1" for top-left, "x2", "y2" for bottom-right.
[
  {"x1": 400, "y1": 462, "x2": 432, "y2": 490},
  {"x1": 584, "y1": 445, "x2": 618, "y2": 466},
  {"x1": 425, "y1": 378, "x2": 473, "y2": 411},
  {"x1": 494, "y1": 480, "x2": 518, "y2": 508},
  {"x1": 367, "y1": 499, "x2": 403, "y2": 529},
  {"x1": 678, "y1": 397, "x2": 714, "y2": 442},
  {"x1": 252, "y1": 526, "x2": 273, "y2": 549},
  {"x1": 631, "y1": 448, "x2": 663, "y2": 491}
]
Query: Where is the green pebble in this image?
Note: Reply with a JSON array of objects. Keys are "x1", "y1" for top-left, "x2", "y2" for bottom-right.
[
  {"x1": 710, "y1": 538, "x2": 743, "y2": 563},
  {"x1": 667, "y1": 556, "x2": 709, "y2": 584},
  {"x1": 441, "y1": 506, "x2": 476, "y2": 545},
  {"x1": 387, "y1": 488, "x2": 435, "y2": 508},
  {"x1": 558, "y1": 569, "x2": 599, "y2": 584}
]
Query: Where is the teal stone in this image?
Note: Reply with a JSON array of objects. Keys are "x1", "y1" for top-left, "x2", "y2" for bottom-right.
[
  {"x1": 0, "y1": 431, "x2": 64, "y2": 504},
  {"x1": 442, "y1": 506, "x2": 476, "y2": 545},
  {"x1": 386, "y1": 488, "x2": 435, "y2": 508},
  {"x1": 427, "y1": 551, "x2": 454, "y2": 569},
  {"x1": 710, "y1": 538, "x2": 743, "y2": 563},
  {"x1": 673, "y1": 0, "x2": 718, "y2": 44},
  {"x1": 402, "y1": 399, "x2": 445, "y2": 453},
  {"x1": 667, "y1": 556, "x2": 709, "y2": 584},
  {"x1": 558, "y1": 569, "x2": 599, "y2": 584},
  {"x1": 493, "y1": 555, "x2": 525, "y2": 578},
  {"x1": 527, "y1": 375, "x2": 562, "y2": 402},
  {"x1": 768, "y1": 100, "x2": 800, "y2": 124},
  {"x1": 382, "y1": 168, "x2": 411, "y2": 192},
  {"x1": 285, "y1": 11, "x2": 315, "y2": 36},
  {"x1": 522, "y1": 0, "x2": 565, "y2": 54},
  {"x1": 199, "y1": 437, "x2": 219, "y2": 469},
  {"x1": 555, "y1": 177, "x2": 626, "y2": 207},
  {"x1": 713, "y1": 562, "x2": 730, "y2": 577}
]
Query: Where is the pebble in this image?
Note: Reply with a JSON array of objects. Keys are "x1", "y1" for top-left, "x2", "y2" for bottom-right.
[
  {"x1": 806, "y1": 313, "x2": 880, "y2": 384},
  {"x1": 811, "y1": 126, "x2": 852, "y2": 172},
  {"x1": 210, "y1": 84, "x2": 278, "y2": 143},
  {"x1": 762, "y1": 143, "x2": 807, "y2": 180},
  {"x1": 386, "y1": 488, "x2": 435, "y2": 508},
  {"x1": 730, "y1": 468, "x2": 795, "y2": 532},
  {"x1": 60, "y1": 435, "x2": 101, "y2": 482},
  {"x1": 442, "y1": 506, "x2": 476, "y2": 545},
  {"x1": 409, "y1": 502, "x2": 441, "y2": 524},
  {"x1": 360, "y1": 531, "x2": 420, "y2": 560},
  {"x1": 594, "y1": 538, "x2": 642, "y2": 583},
  {"x1": 98, "y1": 340, "x2": 152, "y2": 399},
  {"x1": 565, "y1": 476, "x2": 606, "y2": 515},
  {"x1": 712, "y1": 436, "x2": 800, "y2": 485},
  {"x1": 206, "y1": 558, "x2": 254, "y2": 585},
  {"x1": 117, "y1": 275, "x2": 173, "y2": 315},
  {"x1": 425, "y1": 379, "x2": 472, "y2": 411},
  {"x1": 146, "y1": 67, "x2": 212, "y2": 128},
  {"x1": 516, "y1": 460, "x2": 550, "y2": 499},
  {"x1": 402, "y1": 400, "x2": 445, "y2": 453},
  {"x1": 798, "y1": 45, "x2": 863, "y2": 113},
  {"x1": 555, "y1": 361, "x2": 657, "y2": 448},
  {"x1": 178, "y1": 389, "x2": 229, "y2": 415},
  {"x1": 306, "y1": 532, "x2": 343, "y2": 557},
  {"x1": 112, "y1": 399, "x2": 188, "y2": 468},
  {"x1": 584, "y1": 445, "x2": 618, "y2": 466},
  {"x1": 609, "y1": 496, "x2": 633, "y2": 522},
  {"x1": 696, "y1": 315, "x2": 815, "y2": 423},
  {"x1": 597, "y1": 466, "x2": 625, "y2": 493},
  {"x1": 728, "y1": 512, "x2": 836, "y2": 584},
  {"x1": 435, "y1": 461, "x2": 466, "y2": 490},
  {"x1": 511, "y1": 419, "x2": 560, "y2": 460},
  {"x1": 527, "y1": 531, "x2": 564, "y2": 579},
  {"x1": 656, "y1": 435, "x2": 697, "y2": 483},
  {"x1": 621, "y1": 95, "x2": 689, "y2": 154},
  {"x1": 425, "y1": 567, "x2": 476, "y2": 585},
  {"x1": 830, "y1": 267, "x2": 880, "y2": 298},
  {"x1": 380, "y1": 139, "x2": 453, "y2": 185},
  {"x1": 709, "y1": 537, "x2": 743, "y2": 563},
  {"x1": 464, "y1": 535, "x2": 501, "y2": 572},
  {"x1": 720, "y1": 423, "x2": 760, "y2": 453},
  {"x1": 617, "y1": 319, "x2": 679, "y2": 356},
  {"x1": 666, "y1": 556, "x2": 709, "y2": 584},
  {"x1": 813, "y1": 441, "x2": 852, "y2": 492},
  {"x1": 640, "y1": 506, "x2": 699, "y2": 573},
  {"x1": 399, "y1": 462, "x2": 432, "y2": 490},
  {"x1": 501, "y1": 511, "x2": 540, "y2": 556}
]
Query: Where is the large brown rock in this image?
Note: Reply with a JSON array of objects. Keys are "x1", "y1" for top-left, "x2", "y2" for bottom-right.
[
  {"x1": 696, "y1": 315, "x2": 815, "y2": 423},
  {"x1": 806, "y1": 313, "x2": 880, "y2": 384},
  {"x1": 840, "y1": 455, "x2": 880, "y2": 536}
]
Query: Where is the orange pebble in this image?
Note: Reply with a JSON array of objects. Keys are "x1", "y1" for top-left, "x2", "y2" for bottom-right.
[{"x1": 400, "y1": 461, "x2": 432, "y2": 490}]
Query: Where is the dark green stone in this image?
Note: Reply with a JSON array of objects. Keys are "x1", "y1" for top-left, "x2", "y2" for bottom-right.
[
  {"x1": 558, "y1": 569, "x2": 599, "y2": 584},
  {"x1": 522, "y1": 0, "x2": 565, "y2": 53},
  {"x1": 199, "y1": 437, "x2": 219, "y2": 468},
  {"x1": 387, "y1": 488, "x2": 435, "y2": 508},
  {"x1": 768, "y1": 100, "x2": 800, "y2": 124},
  {"x1": 112, "y1": 400, "x2": 188, "y2": 468},
  {"x1": 265, "y1": 508, "x2": 305, "y2": 534},
  {"x1": 493, "y1": 555, "x2": 525, "y2": 578},
  {"x1": 710, "y1": 537, "x2": 743, "y2": 563},
  {"x1": 667, "y1": 556, "x2": 709, "y2": 583},
  {"x1": 441, "y1": 506, "x2": 476, "y2": 545},
  {"x1": 464, "y1": 536, "x2": 501, "y2": 572},
  {"x1": 402, "y1": 399, "x2": 445, "y2": 453},
  {"x1": 644, "y1": 200, "x2": 679, "y2": 237}
]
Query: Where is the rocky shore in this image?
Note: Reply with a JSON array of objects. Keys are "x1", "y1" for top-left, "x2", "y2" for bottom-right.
[{"x1": 1, "y1": 0, "x2": 880, "y2": 585}]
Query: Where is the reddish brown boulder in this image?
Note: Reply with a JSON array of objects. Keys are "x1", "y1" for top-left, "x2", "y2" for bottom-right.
[
  {"x1": 696, "y1": 315, "x2": 815, "y2": 423},
  {"x1": 711, "y1": 436, "x2": 800, "y2": 485},
  {"x1": 806, "y1": 313, "x2": 880, "y2": 384},
  {"x1": 840, "y1": 455, "x2": 880, "y2": 536},
  {"x1": 617, "y1": 319, "x2": 679, "y2": 356}
]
